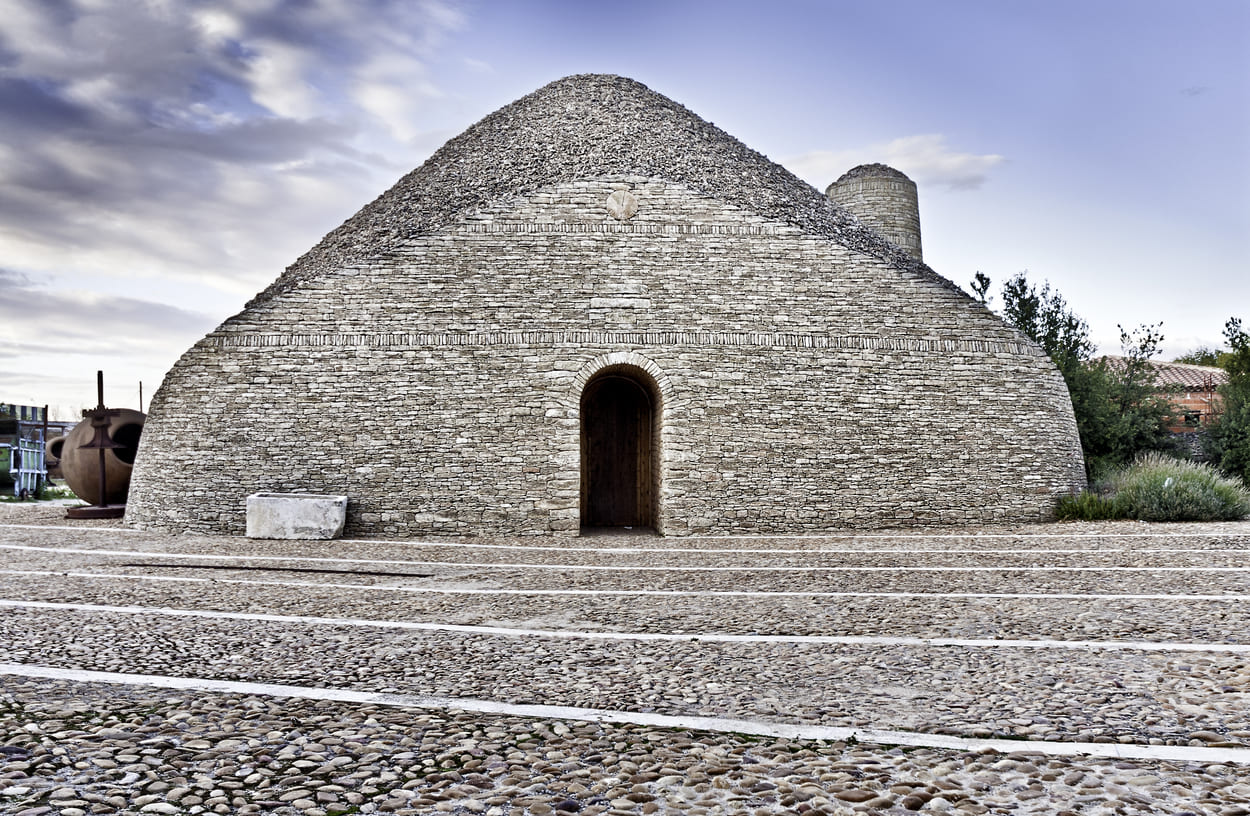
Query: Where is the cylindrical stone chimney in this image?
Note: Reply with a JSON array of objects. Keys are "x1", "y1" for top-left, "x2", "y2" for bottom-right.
[{"x1": 826, "y1": 164, "x2": 923, "y2": 262}]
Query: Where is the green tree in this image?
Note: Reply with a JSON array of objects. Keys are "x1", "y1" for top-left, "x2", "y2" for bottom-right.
[
  {"x1": 995, "y1": 272, "x2": 1178, "y2": 479},
  {"x1": 1220, "y1": 318, "x2": 1250, "y2": 379},
  {"x1": 1100, "y1": 323, "x2": 1180, "y2": 472},
  {"x1": 999, "y1": 272, "x2": 1094, "y2": 378},
  {"x1": 969, "y1": 271, "x2": 993, "y2": 306},
  {"x1": 1206, "y1": 318, "x2": 1250, "y2": 485},
  {"x1": 1061, "y1": 359, "x2": 1118, "y2": 476},
  {"x1": 1173, "y1": 346, "x2": 1227, "y2": 367}
]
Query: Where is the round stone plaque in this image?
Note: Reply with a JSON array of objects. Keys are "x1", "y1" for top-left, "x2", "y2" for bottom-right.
[{"x1": 606, "y1": 190, "x2": 639, "y2": 220}]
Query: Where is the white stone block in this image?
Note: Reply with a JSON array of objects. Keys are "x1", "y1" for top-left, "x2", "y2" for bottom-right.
[{"x1": 246, "y1": 492, "x2": 348, "y2": 540}]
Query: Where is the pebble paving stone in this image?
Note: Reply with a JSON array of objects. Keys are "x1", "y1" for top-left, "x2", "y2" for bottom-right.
[{"x1": 2, "y1": 502, "x2": 1250, "y2": 814}]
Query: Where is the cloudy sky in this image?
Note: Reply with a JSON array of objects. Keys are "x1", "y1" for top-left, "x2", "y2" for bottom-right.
[{"x1": 2, "y1": 0, "x2": 1247, "y2": 418}]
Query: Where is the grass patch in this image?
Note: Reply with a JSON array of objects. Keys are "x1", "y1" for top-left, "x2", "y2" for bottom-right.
[
  {"x1": 0, "y1": 481, "x2": 79, "y2": 503},
  {"x1": 1058, "y1": 453, "x2": 1250, "y2": 522},
  {"x1": 41, "y1": 482, "x2": 78, "y2": 500}
]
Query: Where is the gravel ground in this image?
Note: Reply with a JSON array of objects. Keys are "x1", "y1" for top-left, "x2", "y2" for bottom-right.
[
  {"x1": 2, "y1": 502, "x2": 1250, "y2": 814},
  {"x1": 9, "y1": 572, "x2": 1250, "y2": 643}
]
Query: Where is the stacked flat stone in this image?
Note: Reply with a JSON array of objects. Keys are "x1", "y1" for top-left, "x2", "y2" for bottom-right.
[
  {"x1": 827, "y1": 164, "x2": 924, "y2": 262},
  {"x1": 126, "y1": 74, "x2": 1085, "y2": 538},
  {"x1": 249, "y1": 76, "x2": 939, "y2": 308}
]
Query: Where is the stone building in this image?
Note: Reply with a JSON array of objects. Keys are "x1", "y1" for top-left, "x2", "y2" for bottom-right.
[{"x1": 127, "y1": 74, "x2": 1085, "y2": 538}]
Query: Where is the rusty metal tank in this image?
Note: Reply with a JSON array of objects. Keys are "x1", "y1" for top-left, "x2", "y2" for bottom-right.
[
  {"x1": 44, "y1": 434, "x2": 66, "y2": 480},
  {"x1": 60, "y1": 409, "x2": 145, "y2": 505}
]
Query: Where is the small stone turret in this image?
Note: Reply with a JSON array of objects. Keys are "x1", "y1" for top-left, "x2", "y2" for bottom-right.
[{"x1": 826, "y1": 164, "x2": 923, "y2": 262}]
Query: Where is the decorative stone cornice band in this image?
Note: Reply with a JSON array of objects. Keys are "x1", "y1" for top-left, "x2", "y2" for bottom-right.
[
  {"x1": 203, "y1": 332, "x2": 1035, "y2": 355},
  {"x1": 454, "y1": 222, "x2": 783, "y2": 236}
]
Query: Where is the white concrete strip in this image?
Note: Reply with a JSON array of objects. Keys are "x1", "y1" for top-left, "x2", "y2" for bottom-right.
[
  {"x1": 3, "y1": 523, "x2": 1248, "y2": 550},
  {"x1": 686, "y1": 530, "x2": 1250, "y2": 540},
  {"x1": 350, "y1": 539, "x2": 1248, "y2": 555},
  {"x1": 1, "y1": 662, "x2": 1246, "y2": 765},
  {"x1": 690, "y1": 532, "x2": 1250, "y2": 537},
  {"x1": 6, "y1": 568, "x2": 1250, "y2": 603},
  {"x1": 5, "y1": 522, "x2": 1248, "y2": 542},
  {"x1": 4, "y1": 599, "x2": 1249, "y2": 652},
  {"x1": 0, "y1": 524, "x2": 142, "y2": 534},
  {"x1": 3, "y1": 544, "x2": 1249, "y2": 573}
]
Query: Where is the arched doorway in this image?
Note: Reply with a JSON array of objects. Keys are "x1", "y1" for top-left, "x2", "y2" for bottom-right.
[{"x1": 580, "y1": 367, "x2": 658, "y2": 529}]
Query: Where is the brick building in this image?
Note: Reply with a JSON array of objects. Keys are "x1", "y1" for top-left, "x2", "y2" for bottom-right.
[
  {"x1": 1102, "y1": 357, "x2": 1227, "y2": 433},
  {"x1": 127, "y1": 75, "x2": 1085, "y2": 538}
]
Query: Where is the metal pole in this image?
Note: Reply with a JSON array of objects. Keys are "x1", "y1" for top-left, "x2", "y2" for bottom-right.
[
  {"x1": 40, "y1": 404, "x2": 48, "y2": 496},
  {"x1": 96, "y1": 372, "x2": 106, "y2": 507},
  {"x1": 66, "y1": 372, "x2": 124, "y2": 520}
]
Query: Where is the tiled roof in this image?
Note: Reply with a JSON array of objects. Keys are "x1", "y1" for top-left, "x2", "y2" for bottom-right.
[{"x1": 1101, "y1": 356, "x2": 1228, "y2": 389}]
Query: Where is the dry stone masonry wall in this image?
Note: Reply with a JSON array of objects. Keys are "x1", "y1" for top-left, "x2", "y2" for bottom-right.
[
  {"x1": 126, "y1": 75, "x2": 1085, "y2": 538},
  {"x1": 827, "y1": 164, "x2": 924, "y2": 262},
  {"x1": 128, "y1": 166, "x2": 1085, "y2": 538}
]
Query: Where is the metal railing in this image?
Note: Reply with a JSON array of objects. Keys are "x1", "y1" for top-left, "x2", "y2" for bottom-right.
[{"x1": 4, "y1": 428, "x2": 46, "y2": 498}]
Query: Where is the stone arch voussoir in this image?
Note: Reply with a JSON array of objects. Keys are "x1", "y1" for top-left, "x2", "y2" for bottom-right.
[{"x1": 569, "y1": 351, "x2": 674, "y2": 410}]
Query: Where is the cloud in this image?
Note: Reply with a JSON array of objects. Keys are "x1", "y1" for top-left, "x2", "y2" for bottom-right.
[
  {"x1": 783, "y1": 134, "x2": 1006, "y2": 192},
  {"x1": 0, "y1": 1, "x2": 468, "y2": 412},
  {"x1": 0, "y1": 266, "x2": 223, "y2": 414},
  {"x1": 0, "y1": 0, "x2": 466, "y2": 294},
  {"x1": 352, "y1": 52, "x2": 447, "y2": 143},
  {"x1": 0, "y1": 267, "x2": 31, "y2": 287},
  {"x1": 0, "y1": 369, "x2": 66, "y2": 387},
  {"x1": 0, "y1": 268, "x2": 219, "y2": 352}
]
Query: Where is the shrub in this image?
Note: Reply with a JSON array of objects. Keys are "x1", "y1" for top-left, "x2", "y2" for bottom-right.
[
  {"x1": 1107, "y1": 453, "x2": 1250, "y2": 522},
  {"x1": 1055, "y1": 490, "x2": 1121, "y2": 521},
  {"x1": 1057, "y1": 453, "x2": 1250, "y2": 522}
]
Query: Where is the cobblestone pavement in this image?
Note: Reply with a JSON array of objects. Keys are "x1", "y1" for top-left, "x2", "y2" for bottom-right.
[{"x1": 2, "y1": 503, "x2": 1249, "y2": 814}]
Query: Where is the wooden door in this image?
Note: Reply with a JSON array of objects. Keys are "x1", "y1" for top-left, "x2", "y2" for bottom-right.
[{"x1": 581, "y1": 374, "x2": 653, "y2": 527}]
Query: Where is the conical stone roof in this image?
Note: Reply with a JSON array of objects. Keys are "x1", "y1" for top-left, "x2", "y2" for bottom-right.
[
  {"x1": 834, "y1": 163, "x2": 915, "y2": 184},
  {"x1": 249, "y1": 74, "x2": 956, "y2": 309}
]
